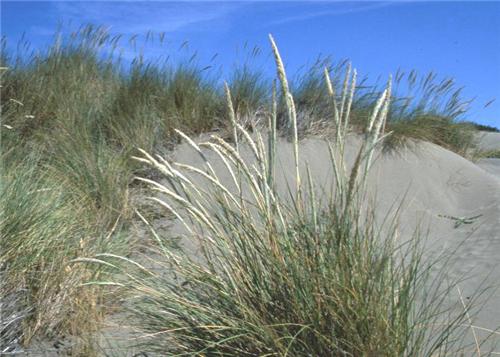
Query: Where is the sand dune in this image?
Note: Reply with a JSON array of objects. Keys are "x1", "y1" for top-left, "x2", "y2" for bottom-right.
[
  {"x1": 23, "y1": 132, "x2": 500, "y2": 355},
  {"x1": 369, "y1": 141, "x2": 500, "y2": 348}
]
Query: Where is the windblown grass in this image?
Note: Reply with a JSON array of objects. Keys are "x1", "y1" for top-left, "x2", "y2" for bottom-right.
[
  {"x1": 0, "y1": 153, "x2": 127, "y2": 352},
  {"x1": 376, "y1": 70, "x2": 476, "y2": 154},
  {"x1": 382, "y1": 114, "x2": 476, "y2": 155},
  {"x1": 0, "y1": 27, "x2": 133, "y2": 352},
  {"x1": 2, "y1": 26, "x2": 479, "y2": 156},
  {"x1": 228, "y1": 65, "x2": 268, "y2": 117},
  {"x1": 283, "y1": 59, "x2": 478, "y2": 154},
  {"x1": 79, "y1": 35, "x2": 480, "y2": 356},
  {"x1": 0, "y1": 25, "x2": 488, "y2": 354}
]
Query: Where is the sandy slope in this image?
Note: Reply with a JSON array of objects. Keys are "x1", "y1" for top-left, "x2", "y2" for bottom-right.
[
  {"x1": 477, "y1": 132, "x2": 500, "y2": 151},
  {"x1": 479, "y1": 158, "x2": 500, "y2": 177},
  {"x1": 370, "y1": 142, "x2": 500, "y2": 350},
  {"x1": 168, "y1": 133, "x2": 500, "y2": 352},
  {"x1": 476, "y1": 131, "x2": 500, "y2": 179}
]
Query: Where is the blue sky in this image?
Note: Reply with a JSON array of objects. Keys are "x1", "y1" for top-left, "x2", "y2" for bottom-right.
[{"x1": 2, "y1": 1, "x2": 499, "y2": 128}]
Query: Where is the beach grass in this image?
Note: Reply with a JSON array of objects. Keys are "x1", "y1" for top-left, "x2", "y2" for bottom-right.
[
  {"x1": 0, "y1": 152, "x2": 127, "y2": 350},
  {"x1": 77, "y1": 35, "x2": 482, "y2": 355},
  {"x1": 476, "y1": 149, "x2": 500, "y2": 159},
  {"x1": 0, "y1": 26, "x2": 488, "y2": 354}
]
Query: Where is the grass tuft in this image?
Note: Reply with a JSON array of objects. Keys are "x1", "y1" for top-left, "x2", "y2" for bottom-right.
[{"x1": 84, "y1": 35, "x2": 479, "y2": 356}]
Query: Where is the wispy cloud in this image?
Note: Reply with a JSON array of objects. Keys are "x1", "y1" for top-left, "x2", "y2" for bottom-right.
[
  {"x1": 52, "y1": 2, "x2": 242, "y2": 35},
  {"x1": 267, "y1": 2, "x2": 395, "y2": 26},
  {"x1": 28, "y1": 25, "x2": 57, "y2": 37}
]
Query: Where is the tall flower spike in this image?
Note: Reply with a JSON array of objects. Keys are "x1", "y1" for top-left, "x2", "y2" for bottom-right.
[
  {"x1": 224, "y1": 82, "x2": 239, "y2": 152},
  {"x1": 269, "y1": 34, "x2": 301, "y2": 200},
  {"x1": 339, "y1": 62, "x2": 352, "y2": 122},
  {"x1": 324, "y1": 68, "x2": 341, "y2": 138}
]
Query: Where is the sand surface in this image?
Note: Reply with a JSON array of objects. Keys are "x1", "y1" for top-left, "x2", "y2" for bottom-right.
[{"x1": 477, "y1": 131, "x2": 500, "y2": 151}]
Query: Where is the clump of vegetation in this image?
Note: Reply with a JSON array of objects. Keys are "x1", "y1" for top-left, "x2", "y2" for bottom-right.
[
  {"x1": 1, "y1": 27, "x2": 134, "y2": 352},
  {"x1": 476, "y1": 149, "x2": 500, "y2": 159},
  {"x1": 227, "y1": 61, "x2": 269, "y2": 118},
  {"x1": 81, "y1": 35, "x2": 481, "y2": 356},
  {"x1": 379, "y1": 70, "x2": 477, "y2": 154},
  {"x1": 281, "y1": 60, "x2": 479, "y2": 155},
  {"x1": 0, "y1": 153, "x2": 126, "y2": 351},
  {"x1": 2, "y1": 26, "x2": 480, "y2": 157},
  {"x1": 382, "y1": 114, "x2": 476, "y2": 155}
]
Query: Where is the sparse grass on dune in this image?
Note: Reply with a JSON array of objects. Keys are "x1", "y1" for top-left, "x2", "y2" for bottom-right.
[
  {"x1": 289, "y1": 63, "x2": 477, "y2": 154},
  {"x1": 79, "y1": 35, "x2": 481, "y2": 356},
  {"x1": 468, "y1": 122, "x2": 500, "y2": 133},
  {"x1": 228, "y1": 65, "x2": 269, "y2": 116},
  {"x1": 2, "y1": 26, "x2": 479, "y2": 156},
  {"x1": 380, "y1": 70, "x2": 477, "y2": 155},
  {"x1": 0, "y1": 153, "x2": 125, "y2": 350},
  {"x1": 476, "y1": 149, "x2": 500, "y2": 159},
  {"x1": 382, "y1": 114, "x2": 476, "y2": 155}
]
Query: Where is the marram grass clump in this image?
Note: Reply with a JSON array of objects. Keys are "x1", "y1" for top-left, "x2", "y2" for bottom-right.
[
  {"x1": 1, "y1": 26, "x2": 489, "y2": 355},
  {"x1": 82, "y1": 35, "x2": 477, "y2": 356},
  {"x1": 0, "y1": 154, "x2": 119, "y2": 351}
]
